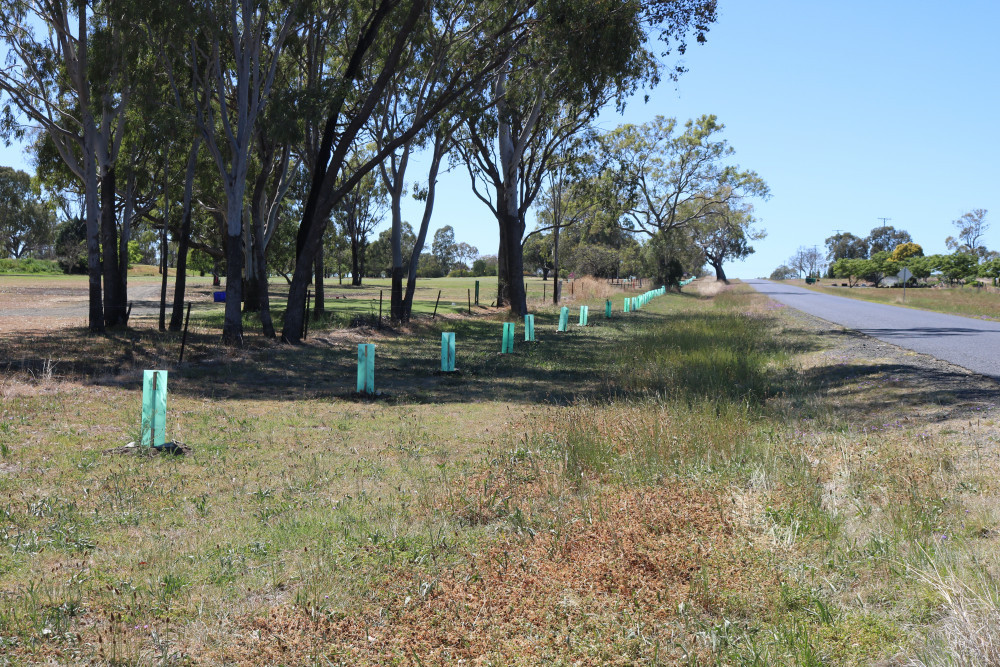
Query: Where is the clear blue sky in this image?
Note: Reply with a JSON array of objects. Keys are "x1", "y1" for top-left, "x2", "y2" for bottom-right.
[{"x1": 2, "y1": 1, "x2": 998, "y2": 279}]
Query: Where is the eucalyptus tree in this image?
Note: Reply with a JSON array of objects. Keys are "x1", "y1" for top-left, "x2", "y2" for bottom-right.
[
  {"x1": 177, "y1": 0, "x2": 301, "y2": 345},
  {"x1": 244, "y1": 111, "x2": 300, "y2": 336},
  {"x1": 529, "y1": 133, "x2": 606, "y2": 302},
  {"x1": 0, "y1": 167, "x2": 52, "y2": 258},
  {"x1": 458, "y1": 1, "x2": 716, "y2": 315},
  {"x1": 369, "y1": 0, "x2": 500, "y2": 321},
  {"x1": 280, "y1": 0, "x2": 536, "y2": 343},
  {"x1": 367, "y1": 221, "x2": 416, "y2": 277},
  {"x1": 603, "y1": 115, "x2": 768, "y2": 246},
  {"x1": 825, "y1": 232, "x2": 868, "y2": 262},
  {"x1": 143, "y1": 10, "x2": 208, "y2": 331},
  {"x1": 431, "y1": 225, "x2": 456, "y2": 274},
  {"x1": 866, "y1": 225, "x2": 911, "y2": 255},
  {"x1": 946, "y1": 209, "x2": 990, "y2": 259},
  {"x1": 0, "y1": 0, "x2": 139, "y2": 330},
  {"x1": 398, "y1": 124, "x2": 450, "y2": 319},
  {"x1": 691, "y1": 201, "x2": 764, "y2": 283},
  {"x1": 332, "y1": 151, "x2": 388, "y2": 286}
]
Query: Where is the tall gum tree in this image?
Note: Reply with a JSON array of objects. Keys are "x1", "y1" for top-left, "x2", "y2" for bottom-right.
[
  {"x1": 186, "y1": 0, "x2": 300, "y2": 345},
  {"x1": 603, "y1": 114, "x2": 768, "y2": 245},
  {"x1": 691, "y1": 200, "x2": 765, "y2": 284},
  {"x1": 527, "y1": 133, "x2": 606, "y2": 302},
  {"x1": 369, "y1": 0, "x2": 510, "y2": 321},
  {"x1": 458, "y1": 0, "x2": 716, "y2": 315},
  {"x1": 280, "y1": 0, "x2": 535, "y2": 343},
  {"x1": 0, "y1": 0, "x2": 137, "y2": 331}
]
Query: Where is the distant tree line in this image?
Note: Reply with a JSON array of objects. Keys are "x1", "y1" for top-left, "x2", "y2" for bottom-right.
[{"x1": 769, "y1": 211, "x2": 995, "y2": 287}]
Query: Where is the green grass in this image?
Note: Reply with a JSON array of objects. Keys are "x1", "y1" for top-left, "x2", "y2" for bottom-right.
[{"x1": 1, "y1": 281, "x2": 997, "y2": 663}]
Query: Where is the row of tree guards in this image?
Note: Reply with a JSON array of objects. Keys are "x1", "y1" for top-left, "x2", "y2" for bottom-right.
[
  {"x1": 358, "y1": 286, "x2": 669, "y2": 396},
  {"x1": 139, "y1": 287, "x2": 672, "y2": 443}
]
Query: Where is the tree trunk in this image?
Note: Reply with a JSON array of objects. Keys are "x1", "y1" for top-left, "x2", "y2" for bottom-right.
[
  {"x1": 402, "y1": 227, "x2": 429, "y2": 322},
  {"x1": 253, "y1": 210, "x2": 275, "y2": 338},
  {"x1": 386, "y1": 158, "x2": 407, "y2": 320},
  {"x1": 358, "y1": 241, "x2": 367, "y2": 282},
  {"x1": 242, "y1": 210, "x2": 261, "y2": 313},
  {"x1": 501, "y1": 208, "x2": 527, "y2": 315},
  {"x1": 222, "y1": 231, "x2": 244, "y2": 345},
  {"x1": 118, "y1": 169, "x2": 135, "y2": 324},
  {"x1": 101, "y1": 166, "x2": 125, "y2": 327},
  {"x1": 350, "y1": 235, "x2": 362, "y2": 286},
  {"x1": 158, "y1": 208, "x2": 169, "y2": 331},
  {"x1": 169, "y1": 205, "x2": 193, "y2": 331},
  {"x1": 243, "y1": 274, "x2": 260, "y2": 313},
  {"x1": 712, "y1": 260, "x2": 729, "y2": 284},
  {"x1": 170, "y1": 138, "x2": 200, "y2": 331},
  {"x1": 281, "y1": 189, "x2": 328, "y2": 343},
  {"x1": 85, "y1": 157, "x2": 104, "y2": 333},
  {"x1": 314, "y1": 251, "x2": 325, "y2": 316},
  {"x1": 552, "y1": 219, "x2": 561, "y2": 305},
  {"x1": 78, "y1": 3, "x2": 104, "y2": 334},
  {"x1": 391, "y1": 266, "x2": 405, "y2": 320},
  {"x1": 496, "y1": 219, "x2": 508, "y2": 308}
]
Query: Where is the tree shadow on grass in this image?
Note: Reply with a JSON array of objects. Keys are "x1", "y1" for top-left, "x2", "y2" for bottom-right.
[
  {"x1": 788, "y1": 328, "x2": 1000, "y2": 424},
  {"x1": 0, "y1": 310, "x2": 822, "y2": 409}
]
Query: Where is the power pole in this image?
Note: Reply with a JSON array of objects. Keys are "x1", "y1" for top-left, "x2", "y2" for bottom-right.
[{"x1": 877, "y1": 217, "x2": 891, "y2": 226}]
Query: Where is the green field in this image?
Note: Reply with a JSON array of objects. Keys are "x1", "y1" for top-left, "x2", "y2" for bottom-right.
[{"x1": 0, "y1": 281, "x2": 996, "y2": 663}]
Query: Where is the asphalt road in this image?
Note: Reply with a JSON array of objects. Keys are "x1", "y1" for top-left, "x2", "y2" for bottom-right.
[{"x1": 747, "y1": 279, "x2": 1000, "y2": 379}]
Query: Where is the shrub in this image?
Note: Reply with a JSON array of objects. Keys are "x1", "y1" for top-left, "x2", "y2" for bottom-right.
[{"x1": 0, "y1": 258, "x2": 62, "y2": 274}]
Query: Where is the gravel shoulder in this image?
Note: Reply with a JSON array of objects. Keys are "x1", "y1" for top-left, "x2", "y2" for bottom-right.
[{"x1": 772, "y1": 300, "x2": 1000, "y2": 531}]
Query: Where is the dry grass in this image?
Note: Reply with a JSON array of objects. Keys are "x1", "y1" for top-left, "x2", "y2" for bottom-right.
[
  {"x1": 907, "y1": 558, "x2": 1000, "y2": 666},
  {"x1": 802, "y1": 280, "x2": 1000, "y2": 321},
  {"x1": 219, "y1": 483, "x2": 769, "y2": 665},
  {"x1": 536, "y1": 276, "x2": 643, "y2": 306},
  {"x1": 690, "y1": 277, "x2": 726, "y2": 298},
  {"x1": 5, "y1": 281, "x2": 1000, "y2": 663}
]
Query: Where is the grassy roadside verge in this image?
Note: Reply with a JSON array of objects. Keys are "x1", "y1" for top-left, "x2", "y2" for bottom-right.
[
  {"x1": 792, "y1": 278, "x2": 1000, "y2": 321},
  {"x1": 1, "y1": 283, "x2": 999, "y2": 663}
]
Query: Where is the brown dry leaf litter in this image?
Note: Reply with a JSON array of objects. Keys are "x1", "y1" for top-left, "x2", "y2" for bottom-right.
[{"x1": 219, "y1": 484, "x2": 778, "y2": 666}]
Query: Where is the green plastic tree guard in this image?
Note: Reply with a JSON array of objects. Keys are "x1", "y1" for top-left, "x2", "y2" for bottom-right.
[
  {"x1": 357, "y1": 344, "x2": 375, "y2": 395},
  {"x1": 474, "y1": 280, "x2": 480, "y2": 305},
  {"x1": 605, "y1": 300, "x2": 612, "y2": 318},
  {"x1": 524, "y1": 314, "x2": 535, "y2": 342},
  {"x1": 441, "y1": 332, "x2": 456, "y2": 372},
  {"x1": 624, "y1": 298, "x2": 630, "y2": 313},
  {"x1": 578, "y1": 305, "x2": 588, "y2": 326},
  {"x1": 558, "y1": 306, "x2": 569, "y2": 332},
  {"x1": 140, "y1": 369, "x2": 168, "y2": 447},
  {"x1": 502, "y1": 322, "x2": 515, "y2": 353}
]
